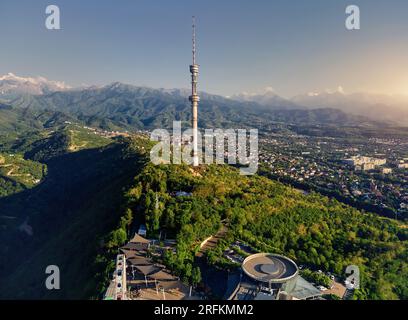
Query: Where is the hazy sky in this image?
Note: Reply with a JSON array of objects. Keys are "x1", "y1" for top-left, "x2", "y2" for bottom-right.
[{"x1": 1, "y1": 0, "x2": 408, "y2": 97}]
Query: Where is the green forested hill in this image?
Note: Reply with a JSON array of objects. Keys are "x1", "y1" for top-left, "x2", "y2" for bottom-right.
[
  {"x1": 0, "y1": 124, "x2": 111, "y2": 198},
  {"x1": 0, "y1": 128, "x2": 149, "y2": 299},
  {"x1": 112, "y1": 162, "x2": 408, "y2": 300},
  {"x1": 0, "y1": 153, "x2": 46, "y2": 197},
  {"x1": 0, "y1": 101, "x2": 76, "y2": 135}
]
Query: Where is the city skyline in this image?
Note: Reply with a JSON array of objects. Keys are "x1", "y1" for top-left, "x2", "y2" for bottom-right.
[{"x1": 1, "y1": 0, "x2": 408, "y2": 97}]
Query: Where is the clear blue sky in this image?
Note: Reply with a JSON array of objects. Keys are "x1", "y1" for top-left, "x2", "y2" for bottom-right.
[{"x1": 1, "y1": 0, "x2": 408, "y2": 97}]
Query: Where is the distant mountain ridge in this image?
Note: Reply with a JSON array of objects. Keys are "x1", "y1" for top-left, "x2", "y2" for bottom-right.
[
  {"x1": 0, "y1": 73, "x2": 71, "y2": 98},
  {"x1": 1, "y1": 73, "x2": 408, "y2": 125},
  {"x1": 0, "y1": 74, "x2": 397, "y2": 130},
  {"x1": 3, "y1": 82, "x2": 387, "y2": 132},
  {"x1": 232, "y1": 86, "x2": 408, "y2": 125},
  {"x1": 231, "y1": 87, "x2": 300, "y2": 110},
  {"x1": 292, "y1": 90, "x2": 408, "y2": 124}
]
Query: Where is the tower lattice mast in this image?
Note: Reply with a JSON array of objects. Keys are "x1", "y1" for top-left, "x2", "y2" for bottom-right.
[{"x1": 189, "y1": 16, "x2": 200, "y2": 166}]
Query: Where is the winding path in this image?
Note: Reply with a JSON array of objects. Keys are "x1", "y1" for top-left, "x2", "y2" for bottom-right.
[{"x1": 196, "y1": 225, "x2": 228, "y2": 258}]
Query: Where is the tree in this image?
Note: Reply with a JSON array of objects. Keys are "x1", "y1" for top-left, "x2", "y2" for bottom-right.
[
  {"x1": 191, "y1": 266, "x2": 202, "y2": 286},
  {"x1": 183, "y1": 263, "x2": 192, "y2": 283},
  {"x1": 106, "y1": 228, "x2": 127, "y2": 249}
]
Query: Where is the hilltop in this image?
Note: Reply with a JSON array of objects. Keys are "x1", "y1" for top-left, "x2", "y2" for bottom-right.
[{"x1": 101, "y1": 153, "x2": 408, "y2": 300}]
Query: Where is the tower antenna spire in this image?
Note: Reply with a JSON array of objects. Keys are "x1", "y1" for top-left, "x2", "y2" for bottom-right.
[
  {"x1": 189, "y1": 15, "x2": 200, "y2": 166},
  {"x1": 192, "y1": 16, "x2": 196, "y2": 65}
]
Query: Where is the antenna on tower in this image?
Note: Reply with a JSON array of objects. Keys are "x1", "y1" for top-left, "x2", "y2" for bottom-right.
[
  {"x1": 192, "y1": 16, "x2": 196, "y2": 65},
  {"x1": 189, "y1": 15, "x2": 199, "y2": 167}
]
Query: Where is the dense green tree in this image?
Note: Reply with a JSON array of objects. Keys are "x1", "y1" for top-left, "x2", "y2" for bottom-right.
[{"x1": 119, "y1": 161, "x2": 408, "y2": 300}]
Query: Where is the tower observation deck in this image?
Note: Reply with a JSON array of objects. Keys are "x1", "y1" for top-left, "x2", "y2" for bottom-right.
[{"x1": 189, "y1": 16, "x2": 200, "y2": 166}]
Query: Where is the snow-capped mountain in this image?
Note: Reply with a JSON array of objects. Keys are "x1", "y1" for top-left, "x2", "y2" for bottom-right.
[
  {"x1": 292, "y1": 88, "x2": 408, "y2": 124},
  {"x1": 292, "y1": 86, "x2": 351, "y2": 109},
  {"x1": 2, "y1": 74, "x2": 408, "y2": 125},
  {"x1": 0, "y1": 73, "x2": 71, "y2": 98},
  {"x1": 229, "y1": 85, "x2": 408, "y2": 124},
  {"x1": 231, "y1": 87, "x2": 301, "y2": 109}
]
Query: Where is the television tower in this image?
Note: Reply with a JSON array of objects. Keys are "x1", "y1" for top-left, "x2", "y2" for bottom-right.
[{"x1": 189, "y1": 16, "x2": 200, "y2": 166}]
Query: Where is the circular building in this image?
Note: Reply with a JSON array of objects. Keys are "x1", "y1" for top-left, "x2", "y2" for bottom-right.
[{"x1": 242, "y1": 253, "x2": 299, "y2": 293}]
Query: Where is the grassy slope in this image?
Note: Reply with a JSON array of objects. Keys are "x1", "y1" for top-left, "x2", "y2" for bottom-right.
[{"x1": 0, "y1": 154, "x2": 45, "y2": 195}]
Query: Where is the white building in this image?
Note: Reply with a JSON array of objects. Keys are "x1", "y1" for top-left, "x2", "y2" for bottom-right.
[{"x1": 344, "y1": 156, "x2": 386, "y2": 171}]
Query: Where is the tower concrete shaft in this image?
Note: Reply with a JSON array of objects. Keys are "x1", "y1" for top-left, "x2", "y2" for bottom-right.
[{"x1": 189, "y1": 16, "x2": 200, "y2": 166}]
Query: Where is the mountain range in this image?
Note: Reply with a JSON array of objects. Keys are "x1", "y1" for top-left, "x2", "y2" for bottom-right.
[
  {"x1": 0, "y1": 74, "x2": 405, "y2": 131},
  {"x1": 230, "y1": 87, "x2": 300, "y2": 110},
  {"x1": 234, "y1": 86, "x2": 408, "y2": 125},
  {"x1": 292, "y1": 89, "x2": 408, "y2": 125},
  {"x1": 0, "y1": 73, "x2": 70, "y2": 98}
]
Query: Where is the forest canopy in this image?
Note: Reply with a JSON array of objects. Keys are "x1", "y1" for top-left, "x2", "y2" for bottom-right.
[{"x1": 118, "y1": 162, "x2": 408, "y2": 300}]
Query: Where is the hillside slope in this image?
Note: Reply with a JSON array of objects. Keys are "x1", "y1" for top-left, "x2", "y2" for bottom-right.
[
  {"x1": 0, "y1": 132, "x2": 150, "y2": 299},
  {"x1": 109, "y1": 161, "x2": 408, "y2": 300}
]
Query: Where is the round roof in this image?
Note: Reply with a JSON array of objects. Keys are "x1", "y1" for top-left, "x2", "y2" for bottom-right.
[{"x1": 242, "y1": 253, "x2": 298, "y2": 283}]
